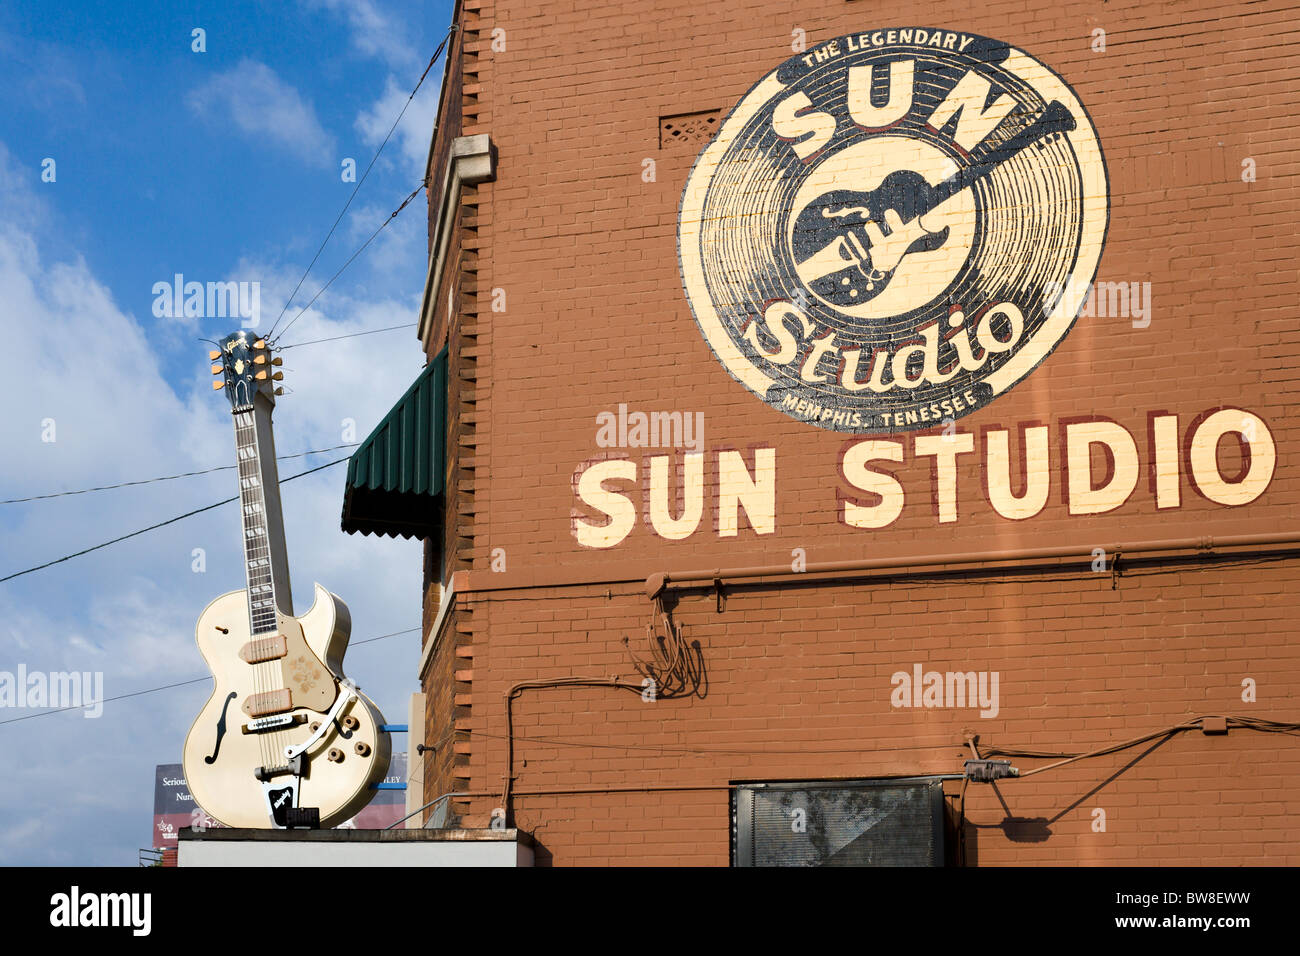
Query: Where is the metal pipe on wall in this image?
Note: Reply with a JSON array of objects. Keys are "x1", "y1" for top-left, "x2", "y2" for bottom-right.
[{"x1": 646, "y1": 531, "x2": 1300, "y2": 598}]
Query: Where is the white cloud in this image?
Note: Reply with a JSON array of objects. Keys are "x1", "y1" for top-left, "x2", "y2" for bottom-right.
[
  {"x1": 354, "y1": 73, "x2": 440, "y2": 181},
  {"x1": 303, "y1": 0, "x2": 418, "y2": 70},
  {"x1": 330, "y1": 196, "x2": 429, "y2": 289},
  {"x1": 188, "y1": 60, "x2": 334, "y2": 166}
]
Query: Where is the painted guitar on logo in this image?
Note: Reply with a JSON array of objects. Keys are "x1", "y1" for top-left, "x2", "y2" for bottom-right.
[{"x1": 791, "y1": 101, "x2": 1076, "y2": 306}]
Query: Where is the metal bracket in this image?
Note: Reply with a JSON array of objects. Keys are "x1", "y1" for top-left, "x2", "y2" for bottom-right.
[
  {"x1": 1111, "y1": 549, "x2": 1123, "y2": 590},
  {"x1": 964, "y1": 759, "x2": 1019, "y2": 781},
  {"x1": 713, "y1": 574, "x2": 726, "y2": 613},
  {"x1": 284, "y1": 679, "x2": 357, "y2": 760}
]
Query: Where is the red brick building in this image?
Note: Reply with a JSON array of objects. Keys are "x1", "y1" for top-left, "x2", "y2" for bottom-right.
[{"x1": 344, "y1": 0, "x2": 1300, "y2": 865}]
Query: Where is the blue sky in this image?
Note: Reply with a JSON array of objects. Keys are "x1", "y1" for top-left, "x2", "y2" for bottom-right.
[{"x1": 0, "y1": 0, "x2": 454, "y2": 863}]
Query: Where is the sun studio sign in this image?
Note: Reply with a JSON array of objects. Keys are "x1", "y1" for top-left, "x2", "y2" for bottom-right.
[
  {"x1": 678, "y1": 28, "x2": 1108, "y2": 433},
  {"x1": 567, "y1": 29, "x2": 1277, "y2": 549}
]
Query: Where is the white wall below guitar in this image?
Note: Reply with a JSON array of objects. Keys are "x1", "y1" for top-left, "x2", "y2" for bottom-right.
[{"x1": 177, "y1": 827, "x2": 534, "y2": 867}]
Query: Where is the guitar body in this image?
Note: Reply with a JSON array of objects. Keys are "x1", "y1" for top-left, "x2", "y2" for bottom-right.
[
  {"x1": 787, "y1": 137, "x2": 975, "y2": 320},
  {"x1": 183, "y1": 582, "x2": 390, "y2": 829},
  {"x1": 787, "y1": 101, "x2": 1077, "y2": 313}
]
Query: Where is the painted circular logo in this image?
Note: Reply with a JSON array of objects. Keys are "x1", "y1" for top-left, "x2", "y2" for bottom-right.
[{"x1": 678, "y1": 28, "x2": 1108, "y2": 433}]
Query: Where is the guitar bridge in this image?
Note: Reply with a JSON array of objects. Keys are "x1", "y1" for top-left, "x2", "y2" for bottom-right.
[{"x1": 242, "y1": 713, "x2": 307, "y2": 734}]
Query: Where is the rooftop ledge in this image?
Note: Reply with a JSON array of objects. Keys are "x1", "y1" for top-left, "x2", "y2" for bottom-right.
[{"x1": 177, "y1": 826, "x2": 534, "y2": 867}]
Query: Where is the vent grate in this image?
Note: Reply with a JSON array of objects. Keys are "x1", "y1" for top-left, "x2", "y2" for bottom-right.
[
  {"x1": 659, "y1": 110, "x2": 720, "y2": 149},
  {"x1": 733, "y1": 778, "x2": 945, "y2": 867}
]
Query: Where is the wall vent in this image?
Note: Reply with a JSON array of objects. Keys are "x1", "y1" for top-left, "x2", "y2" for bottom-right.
[
  {"x1": 732, "y1": 777, "x2": 946, "y2": 866},
  {"x1": 659, "y1": 110, "x2": 720, "y2": 149}
]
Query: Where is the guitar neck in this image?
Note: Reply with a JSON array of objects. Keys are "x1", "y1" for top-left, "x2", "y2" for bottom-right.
[
  {"x1": 232, "y1": 392, "x2": 293, "y2": 634},
  {"x1": 925, "y1": 101, "x2": 1075, "y2": 216}
]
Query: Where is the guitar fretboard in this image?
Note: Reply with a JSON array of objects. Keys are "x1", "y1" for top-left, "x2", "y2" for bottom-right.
[
  {"x1": 233, "y1": 409, "x2": 279, "y2": 635},
  {"x1": 923, "y1": 101, "x2": 1075, "y2": 220}
]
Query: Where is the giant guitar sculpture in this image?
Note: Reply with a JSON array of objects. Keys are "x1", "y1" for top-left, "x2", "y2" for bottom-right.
[{"x1": 183, "y1": 330, "x2": 390, "y2": 829}]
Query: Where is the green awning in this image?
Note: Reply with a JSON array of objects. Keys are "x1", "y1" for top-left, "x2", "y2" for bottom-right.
[{"x1": 340, "y1": 347, "x2": 446, "y2": 539}]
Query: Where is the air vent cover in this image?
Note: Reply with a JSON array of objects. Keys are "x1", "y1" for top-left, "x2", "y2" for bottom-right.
[
  {"x1": 659, "y1": 110, "x2": 720, "y2": 149},
  {"x1": 732, "y1": 777, "x2": 945, "y2": 867}
]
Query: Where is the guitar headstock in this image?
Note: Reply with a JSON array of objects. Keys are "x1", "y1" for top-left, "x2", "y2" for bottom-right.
[
  {"x1": 1032, "y1": 101, "x2": 1078, "y2": 151},
  {"x1": 209, "y1": 330, "x2": 284, "y2": 410}
]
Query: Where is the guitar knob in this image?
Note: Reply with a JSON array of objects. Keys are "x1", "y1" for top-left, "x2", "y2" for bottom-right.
[
  {"x1": 341, "y1": 715, "x2": 360, "y2": 731},
  {"x1": 354, "y1": 741, "x2": 371, "y2": 757},
  {"x1": 327, "y1": 748, "x2": 344, "y2": 763}
]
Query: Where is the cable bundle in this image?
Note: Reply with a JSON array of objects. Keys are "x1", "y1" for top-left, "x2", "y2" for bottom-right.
[{"x1": 623, "y1": 595, "x2": 705, "y2": 699}]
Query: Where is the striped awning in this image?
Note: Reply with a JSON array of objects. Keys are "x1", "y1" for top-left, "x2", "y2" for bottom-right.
[{"x1": 340, "y1": 347, "x2": 446, "y2": 539}]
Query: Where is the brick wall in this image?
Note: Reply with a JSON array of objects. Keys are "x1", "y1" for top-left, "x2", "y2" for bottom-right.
[{"x1": 416, "y1": 0, "x2": 1300, "y2": 864}]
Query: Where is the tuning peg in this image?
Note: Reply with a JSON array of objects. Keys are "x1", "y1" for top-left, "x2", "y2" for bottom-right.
[
  {"x1": 254, "y1": 371, "x2": 268, "y2": 381},
  {"x1": 212, "y1": 380, "x2": 225, "y2": 390},
  {"x1": 211, "y1": 364, "x2": 223, "y2": 374},
  {"x1": 271, "y1": 357, "x2": 283, "y2": 366},
  {"x1": 274, "y1": 387, "x2": 285, "y2": 395},
  {"x1": 253, "y1": 339, "x2": 266, "y2": 349},
  {"x1": 209, "y1": 350, "x2": 221, "y2": 360},
  {"x1": 253, "y1": 354, "x2": 267, "y2": 365},
  {"x1": 271, "y1": 371, "x2": 284, "y2": 381}
]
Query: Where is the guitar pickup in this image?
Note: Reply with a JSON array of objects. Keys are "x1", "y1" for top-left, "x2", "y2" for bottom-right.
[
  {"x1": 238, "y1": 634, "x2": 287, "y2": 664},
  {"x1": 242, "y1": 713, "x2": 307, "y2": 734},
  {"x1": 242, "y1": 688, "x2": 292, "y2": 718}
]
